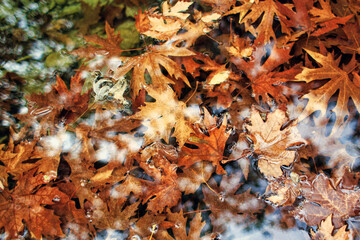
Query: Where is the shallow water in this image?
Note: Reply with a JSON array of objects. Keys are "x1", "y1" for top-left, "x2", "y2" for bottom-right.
[{"x1": 1, "y1": 0, "x2": 360, "y2": 239}]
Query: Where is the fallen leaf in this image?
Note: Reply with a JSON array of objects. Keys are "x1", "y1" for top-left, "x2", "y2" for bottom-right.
[
  {"x1": 295, "y1": 173, "x2": 360, "y2": 228},
  {"x1": 246, "y1": 108, "x2": 306, "y2": 178},
  {"x1": 0, "y1": 169, "x2": 68, "y2": 239},
  {"x1": 178, "y1": 109, "x2": 230, "y2": 174},
  {"x1": 132, "y1": 87, "x2": 193, "y2": 147},
  {"x1": 310, "y1": 214, "x2": 351, "y2": 240},
  {"x1": 113, "y1": 43, "x2": 193, "y2": 97},
  {"x1": 295, "y1": 49, "x2": 360, "y2": 134}
]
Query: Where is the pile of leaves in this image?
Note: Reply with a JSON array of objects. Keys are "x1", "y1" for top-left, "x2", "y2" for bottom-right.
[{"x1": 1, "y1": 0, "x2": 360, "y2": 239}]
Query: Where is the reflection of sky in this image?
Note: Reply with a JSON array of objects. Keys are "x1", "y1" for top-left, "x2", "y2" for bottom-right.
[
  {"x1": 221, "y1": 211, "x2": 309, "y2": 240},
  {"x1": 224, "y1": 224, "x2": 309, "y2": 240}
]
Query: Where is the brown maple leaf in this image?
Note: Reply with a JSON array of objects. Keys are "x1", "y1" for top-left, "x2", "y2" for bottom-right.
[
  {"x1": 329, "y1": 22, "x2": 360, "y2": 54},
  {"x1": 178, "y1": 161, "x2": 214, "y2": 195},
  {"x1": 113, "y1": 43, "x2": 193, "y2": 97},
  {"x1": 246, "y1": 108, "x2": 306, "y2": 178},
  {"x1": 178, "y1": 109, "x2": 230, "y2": 174},
  {"x1": 135, "y1": 1, "x2": 193, "y2": 40},
  {"x1": 310, "y1": 214, "x2": 351, "y2": 240},
  {"x1": 166, "y1": 209, "x2": 206, "y2": 240},
  {"x1": 200, "y1": 0, "x2": 237, "y2": 13},
  {"x1": 294, "y1": 49, "x2": 360, "y2": 134},
  {"x1": 0, "y1": 140, "x2": 37, "y2": 186},
  {"x1": 0, "y1": 169, "x2": 68, "y2": 239},
  {"x1": 24, "y1": 72, "x2": 90, "y2": 125},
  {"x1": 295, "y1": 173, "x2": 360, "y2": 228},
  {"x1": 226, "y1": 0, "x2": 291, "y2": 44},
  {"x1": 308, "y1": 0, "x2": 353, "y2": 37},
  {"x1": 170, "y1": 9, "x2": 221, "y2": 48},
  {"x1": 91, "y1": 197, "x2": 140, "y2": 230},
  {"x1": 265, "y1": 173, "x2": 301, "y2": 206},
  {"x1": 275, "y1": 0, "x2": 313, "y2": 33},
  {"x1": 128, "y1": 212, "x2": 172, "y2": 239},
  {"x1": 132, "y1": 87, "x2": 194, "y2": 147},
  {"x1": 142, "y1": 164, "x2": 182, "y2": 214},
  {"x1": 231, "y1": 42, "x2": 299, "y2": 104},
  {"x1": 71, "y1": 21, "x2": 123, "y2": 59},
  {"x1": 51, "y1": 198, "x2": 94, "y2": 239},
  {"x1": 112, "y1": 147, "x2": 181, "y2": 214},
  {"x1": 203, "y1": 171, "x2": 264, "y2": 232}
]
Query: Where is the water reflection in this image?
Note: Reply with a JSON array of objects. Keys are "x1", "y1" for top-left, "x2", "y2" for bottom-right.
[{"x1": 1, "y1": 0, "x2": 360, "y2": 239}]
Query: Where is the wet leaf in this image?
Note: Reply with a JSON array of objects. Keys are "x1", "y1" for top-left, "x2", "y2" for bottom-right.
[
  {"x1": 246, "y1": 108, "x2": 306, "y2": 178},
  {"x1": 295, "y1": 173, "x2": 360, "y2": 228},
  {"x1": 310, "y1": 214, "x2": 351, "y2": 240},
  {"x1": 178, "y1": 109, "x2": 230, "y2": 175},
  {"x1": 295, "y1": 49, "x2": 360, "y2": 134},
  {"x1": 0, "y1": 169, "x2": 68, "y2": 239}
]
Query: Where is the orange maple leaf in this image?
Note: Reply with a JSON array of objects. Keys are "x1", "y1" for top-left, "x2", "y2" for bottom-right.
[
  {"x1": 167, "y1": 209, "x2": 205, "y2": 239},
  {"x1": 295, "y1": 49, "x2": 360, "y2": 133},
  {"x1": 226, "y1": 0, "x2": 291, "y2": 44},
  {"x1": 178, "y1": 109, "x2": 230, "y2": 174},
  {"x1": 231, "y1": 42, "x2": 299, "y2": 104},
  {"x1": 0, "y1": 169, "x2": 68, "y2": 239},
  {"x1": 113, "y1": 44, "x2": 193, "y2": 97},
  {"x1": 25, "y1": 72, "x2": 90, "y2": 125}
]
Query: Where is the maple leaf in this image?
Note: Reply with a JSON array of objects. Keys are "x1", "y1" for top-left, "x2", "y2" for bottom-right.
[
  {"x1": 250, "y1": 68, "x2": 302, "y2": 104},
  {"x1": 0, "y1": 140, "x2": 37, "y2": 186},
  {"x1": 132, "y1": 87, "x2": 194, "y2": 147},
  {"x1": 170, "y1": 10, "x2": 221, "y2": 48},
  {"x1": 135, "y1": 1, "x2": 193, "y2": 40},
  {"x1": 112, "y1": 147, "x2": 181, "y2": 214},
  {"x1": 265, "y1": 173, "x2": 301, "y2": 206},
  {"x1": 71, "y1": 21, "x2": 123, "y2": 59},
  {"x1": 135, "y1": 9, "x2": 182, "y2": 41},
  {"x1": 202, "y1": 171, "x2": 264, "y2": 232},
  {"x1": 178, "y1": 109, "x2": 230, "y2": 174},
  {"x1": 246, "y1": 108, "x2": 306, "y2": 178},
  {"x1": 294, "y1": 49, "x2": 360, "y2": 133},
  {"x1": 25, "y1": 72, "x2": 90, "y2": 125},
  {"x1": 143, "y1": 165, "x2": 182, "y2": 214},
  {"x1": 0, "y1": 169, "x2": 68, "y2": 239},
  {"x1": 128, "y1": 212, "x2": 172, "y2": 239},
  {"x1": 135, "y1": 0, "x2": 219, "y2": 48},
  {"x1": 205, "y1": 82, "x2": 240, "y2": 108},
  {"x1": 329, "y1": 22, "x2": 360, "y2": 54},
  {"x1": 275, "y1": 0, "x2": 313, "y2": 33},
  {"x1": 225, "y1": 34, "x2": 254, "y2": 59},
  {"x1": 310, "y1": 214, "x2": 351, "y2": 240},
  {"x1": 91, "y1": 197, "x2": 140, "y2": 230},
  {"x1": 231, "y1": 42, "x2": 299, "y2": 104},
  {"x1": 178, "y1": 161, "x2": 214, "y2": 195},
  {"x1": 295, "y1": 173, "x2": 360, "y2": 228},
  {"x1": 113, "y1": 43, "x2": 193, "y2": 97},
  {"x1": 308, "y1": 0, "x2": 353, "y2": 37},
  {"x1": 200, "y1": 0, "x2": 237, "y2": 13},
  {"x1": 228, "y1": 89, "x2": 255, "y2": 127},
  {"x1": 137, "y1": 142, "x2": 178, "y2": 182},
  {"x1": 167, "y1": 209, "x2": 206, "y2": 240},
  {"x1": 226, "y1": 0, "x2": 291, "y2": 44},
  {"x1": 0, "y1": 126, "x2": 62, "y2": 186},
  {"x1": 51, "y1": 198, "x2": 94, "y2": 239}
]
